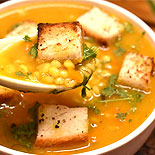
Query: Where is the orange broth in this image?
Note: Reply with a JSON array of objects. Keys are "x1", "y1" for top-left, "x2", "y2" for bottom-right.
[{"x1": 0, "y1": 2, "x2": 154, "y2": 154}]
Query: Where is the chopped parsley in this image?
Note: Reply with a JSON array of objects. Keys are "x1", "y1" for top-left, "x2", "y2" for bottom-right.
[
  {"x1": 28, "y1": 102, "x2": 40, "y2": 120},
  {"x1": 100, "y1": 75, "x2": 145, "y2": 112},
  {"x1": 128, "y1": 119, "x2": 132, "y2": 123},
  {"x1": 83, "y1": 43, "x2": 98, "y2": 60},
  {"x1": 129, "y1": 90, "x2": 145, "y2": 112},
  {"x1": 114, "y1": 36, "x2": 126, "y2": 56},
  {"x1": 23, "y1": 35, "x2": 31, "y2": 42},
  {"x1": 81, "y1": 74, "x2": 92, "y2": 98},
  {"x1": 142, "y1": 31, "x2": 146, "y2": 36},
  {"x1": 101, "y1": 74, "x2": 118, "y2": 97},
  {"x1": 113, "y1": 47, "x2": 126, "y2": 56},
  {"x1": 16, "y1": 71, "x2": 32, "y2": 79},
  {"x1": 97, "y1": 98, "x2": 131, "y2": 103},
  {"x1": 116, "y1": 112, "x2": 128, "y2": 121},
  {"x1": 29, "y1": 43, "x2": 38, "y2": 58},
  {"x1": 123, "y1": 22, "x2": 134, "y2": 33},
  {"x1": 87, "y1": 105, "x2": 100, "y2": 114},
  {"x1": 9, "y1": 22, "x2": 22, "y2": 32},
  {"x1": 11, "y1": 102, "x2": 40, "y2": 148}
]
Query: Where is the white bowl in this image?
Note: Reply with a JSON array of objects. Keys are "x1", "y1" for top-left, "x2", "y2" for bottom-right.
[{"x1": 0, "y1": 0, "x2": 154, "y2": 155}]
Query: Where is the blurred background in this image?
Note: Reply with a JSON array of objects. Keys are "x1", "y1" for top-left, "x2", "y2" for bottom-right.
[
  {"x1": 108, "y1": 0, "x2": 155, "y2": 29},
  {"x1": 0, "y1": 0, "x2": 154, "y2": 155}
]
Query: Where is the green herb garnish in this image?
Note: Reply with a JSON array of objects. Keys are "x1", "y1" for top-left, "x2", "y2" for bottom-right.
[
  {"x1": 116, "y1": 112, "x2": 128, "y2": 121},
  {"x1": 101, "y1": 74, "x2": 118, "y2": 97},
  {"x1": 11, "y1": 122, "x2": 36, "y2": 148},
  {"x1": 123, "y1": 22, "x2": 134, "y2": 33},
  {"x1": 129, "y1": 90, "x2": 145, "y2": 112},
  {"x1": 114, "y1": 36, "x2": 126, "y2": 56},
  {"x1": 87, "y1": 105, "x2": 100, "y2": 114},
  {"x1": 28, "y1": 102, "x2": 40, "y2": 120},
  {"x1": 23, "y1": 35, "x2": 31, "y2": 42},
  {"x1": 29, "y1": 43, "x2": 38, "y2": 58},
  {"x1": 9, "y1": 22, "x2": 22, "y2": 32},
  {"x1": 100, "y1": 75, "x2": 145, "y2": 112},
  {"x1": 97, "y1": 97, "x2": 131, "y2": 103},
  {"x1": 113, "y1": 47, "x2": 126, "y2": 56},
  {"x1": 81, "y1": 74, "x2": 92, "y2": 98},
  {"x1": 142, "y1": 31, "x2": 146, "y2": 36},
  {"x1": 128, "y1": 119, "x2": 132, "y2": 123},
  {"x1": 11, "y1": 102, "x2": 40, "y2": 148},
  {"x1": 83, "y1": 43, "x2": 98, "y2": 60},
  {"x1": 16, "y1": 71, "x2": 32, "y2": 79}
]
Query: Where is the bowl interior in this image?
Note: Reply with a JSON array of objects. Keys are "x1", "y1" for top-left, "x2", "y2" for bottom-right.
[{"x1": 0, "y1": 0, "x2": 154, "y2": 155}]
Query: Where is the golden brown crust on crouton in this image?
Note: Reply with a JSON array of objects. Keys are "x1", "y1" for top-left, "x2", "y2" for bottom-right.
[
  {"x1": 6, "y1": 21, "x2": 37, "y2": 37},
  {"x1": 118, "y1": 53, "x2": 154, "y2": 91},
  {"x1": 0, "y1": 85, "x2": 20, "y2": 103},
  {"x1": 35, "y1": 133, "x2": 88, "y2": 148},
  {"x1": 35, "y1": 104, "x2": 88, "y2": 148},
  {"x1": 0, "y1": 85, "x2": 17, "y2": 99},
  {"x1": 37, "y1": 22, "x2": 83, "y2": 64},
  {"x1": 38, "y1": 22, "x2": 82, "y2": 34}
]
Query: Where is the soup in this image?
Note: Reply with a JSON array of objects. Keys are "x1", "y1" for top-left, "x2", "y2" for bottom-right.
[{"x1": 0, "y1": 1, "x2": 154, "y2": 154}]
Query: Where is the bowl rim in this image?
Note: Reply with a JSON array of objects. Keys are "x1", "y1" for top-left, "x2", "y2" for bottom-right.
[{"x1": 0, "y1": 0, "x2": 154, "y2": 155}]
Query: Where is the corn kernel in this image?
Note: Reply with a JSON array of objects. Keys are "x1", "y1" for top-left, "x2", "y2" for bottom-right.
[
  {"x1": 49, "y1": 67, "x2": 60, "y2": 78},
  {"x1": 80, "y1": 66, "x2": 92, "y2": 77},
  {"x1": 55, "y1": 77, "x2": 64, "y2": 85},
  {"x1": 19, "y1": 64, "x2": 28, "y2": 73},
  {"x1": 42, "y1": 75, "x2": 54, "y2": 84},
  {"x1": 64, "y1": 60, "x2": 75, "y2": 69},
  {"x1": 93, "y1": 86, "x2": 100, "y2": 95},
  {"x1": 86, "y1": 89, "x2": 93, "y2": 99},
  {"x1": 43, "y1": 63, "x2": 51, "y2": 73},
  {"x1": 60, "y1": 70, "x2": 68, "y2": 78},
  {"x1": 15, "y1": 60, "x2": 23, "y2": 64},
  {"x1": 86, "y1": 63, "x2": 95, "y2": 71},
  {"x1": 29, "y1": 75, "x2": 37, "y2": 82},
  {"x1": 37, "y1": 63, "x2": 50, "y2": 73},
  {"x1": 102, "y1": 55, "x2": 111, "y2": 63},
  {"x1": 93, "y1": 58, "x2": 101, "y2": 67},
  {"x1": 51, "y1": 60, "x2": 62, "y2": 68},
  {"x1": 6, "y1": 64, "x2": 15, "y2": 74},
  {"x1": 33, "y1": 71, "x2": 40, "y2": 79},
  {"x1": 65, "y1": 78, "x2": 76, "y2": 87},
  {"x1": 104, "y1": 64, "x2": 112, "y2": 69},
  {"x1": 101, "y1": 70, "x2": 111, "y2": 77},
  {"x1": 96, "y1": 69, "x2": 102, "y2": 74}
]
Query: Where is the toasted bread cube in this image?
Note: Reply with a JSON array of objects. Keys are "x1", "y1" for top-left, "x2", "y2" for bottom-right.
[
  {"x1": 35, "y1": 105, "x2": 88, "y2": 148},
  {"x1": 78, "y1": 7, "x2": 124, "y2": 43},
  {"x1": 37, "y1": 22, "x2": 83, "y2": 64},
  {"x1": 6, "y1": 21, "x2": 37, "y2": 37},
  {"x1": 0, "y1": 85, "x2": 19, "y2": 102},
  {"x1": 118, "y1": 53, "x2": 154, "y2": 91}
]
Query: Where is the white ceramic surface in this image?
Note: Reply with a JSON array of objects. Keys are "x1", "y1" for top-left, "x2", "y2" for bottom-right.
[{"x1": 0, "y1": 0, "x2": 154, "y2": 155}]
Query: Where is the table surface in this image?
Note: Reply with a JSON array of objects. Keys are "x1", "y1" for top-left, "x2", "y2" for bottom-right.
[{"x1": 0, "y1": 0, "x2": 154, "y2": 155}]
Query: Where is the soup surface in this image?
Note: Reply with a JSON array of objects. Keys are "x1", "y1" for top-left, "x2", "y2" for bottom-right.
[{"x1": 0, "y1": 1, "x2": 155, "y2": 154}]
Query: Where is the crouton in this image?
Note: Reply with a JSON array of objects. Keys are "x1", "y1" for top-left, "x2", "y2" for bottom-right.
[
  {"x1": 6, "y1": 21, "x2": 37, "y2": 37},
  {"x1": 118, "y1": 53, "x2": 154, "y2": 91},
  {"x1": 35, "y1": 104, "x2": 88, "y2": 148},
  {"x1": 77, "y1": 7, "x2": 124, "y2": 43},
  {"x1": 0, "y1": 85, "x2": 19, "y2": 102},
  {"x1": 37, "y1": 22, "x2": 83, "y2": 64}
]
